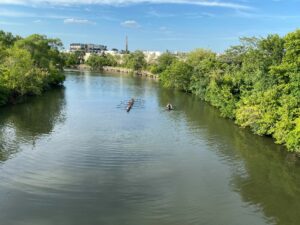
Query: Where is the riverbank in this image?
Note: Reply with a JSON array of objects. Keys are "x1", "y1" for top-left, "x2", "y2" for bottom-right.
[
  {"x1": 103, "y1": 66, "x2": 159, "y2": 79},
  {"x1": 69, "y1": 64, "x2": 159, "y2": 79},
  {"x1": 0, "y1": 84, "x2": 65, "y2": 108}
]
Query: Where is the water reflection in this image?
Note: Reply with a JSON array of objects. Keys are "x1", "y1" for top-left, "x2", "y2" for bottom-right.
[
  {"x1": 157, "y1": 86, "x2": 300, "y2": 225},
  {"x1": 0, "y1": 87, "x2": 66, "y2": 162},
  {"x1": 230, "y1": 132, "x2": 300, "y2": 225}
]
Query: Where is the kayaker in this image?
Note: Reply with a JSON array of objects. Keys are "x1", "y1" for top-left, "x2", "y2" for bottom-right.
[{"x1": 166, "y1": 103, "x2": 173, "y2": 110}]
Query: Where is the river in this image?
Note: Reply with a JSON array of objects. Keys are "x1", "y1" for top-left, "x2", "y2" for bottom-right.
[{"x1": 0, "y1": 71, "x2": 300, "y2": 225}]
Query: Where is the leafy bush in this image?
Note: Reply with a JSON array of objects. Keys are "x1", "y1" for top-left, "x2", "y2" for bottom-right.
[{"x1": 0, "y1": 31, "x2": 65, "y2": 104}]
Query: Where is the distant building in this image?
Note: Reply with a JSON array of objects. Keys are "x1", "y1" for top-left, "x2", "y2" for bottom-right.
[
  {"x1": 143, "y1": 51, "x2": 162, "y2": 63},
  {"x1": 104, "y1": 50, "x2": 119, "y2": 56},
  {"x1": 86, "y1": 44, "x2": 107, "y2": 53},
  {"x1": 84, "y1": 50, "x2": 121, "y2": 62},
  {"x1": 70, "y1": 43, "x2": 86, "y2": 52},
  {"x1": 70, "y1": 43, "x2": 107, "y2": 53}
]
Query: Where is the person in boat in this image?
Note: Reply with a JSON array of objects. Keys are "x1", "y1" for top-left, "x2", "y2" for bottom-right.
[
  {"x1": 127, "y1": 98, "x2": 134, "y2": 112},
  {"x1": 128, "y1": 98, "x2": 134, "y2": 105},
  {"x1": 166, "y1": 103, "x2": 173, "y2": 110}
]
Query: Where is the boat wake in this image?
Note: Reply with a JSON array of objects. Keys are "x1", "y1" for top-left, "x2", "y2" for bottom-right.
[{"x1": 116, "y1": 98, "x2": 145, "y2": 111}]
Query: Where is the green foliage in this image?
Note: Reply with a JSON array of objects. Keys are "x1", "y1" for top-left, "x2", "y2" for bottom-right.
[
  {"x1": 86, "y1": 54, "x2": 106, "y2": 71},
  {"x1": 233, "y1": 30, "x2": 300, "y2": 152},
  {"x1": 86, "y1": 53, "x2": 118, "y2": 71},
  {"x1": 0, "y1": 30, "x2": 65, "y2": 105},
  {"x1": 0, "y1": 85, "x2": 10, "y2": 106},
  {"x1": 285, "y1": 118, "x2": 300, "y2": 151},
  {"x1": 188, "y1": 49, "x2": 218, "y2": 99},
  {"x1": 1, "y1": 48, "x2": 43, "y2": 95},
  {"x1": 0, "y1": 30, "x2": 21, "y2": 47},
  {"x1": 284, "y1": 29, "x2": 300, "y2": 65},
  {"x1": 187, "y1": 49, "x2": 216, "y2": 67},
  {"x1": 160, "y1": 61, "x2": 193, "y2": 92},
  {"x1": 151, "y1": 52, "x2": 177, "y2": 74},
  {"x1": 63, "y1": 52, "x2": 80, "y2": 67},
  {"x1": 259, "y1": 34, "x2": 285, "y2": 66},
  {"x1": 153, "y1": 29, "x2": 300, "y2": 152},
  {"x1": 123, "y1": 51, "x2": 146, "y2": 71},
  {"x1": 105, "y1": 53, "x2": 118, "y2": 67},
  {"x1": 12, "y1": 34, "x2": 65, "y2": 86}
]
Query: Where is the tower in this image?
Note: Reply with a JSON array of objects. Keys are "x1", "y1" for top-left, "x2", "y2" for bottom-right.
[{"x1": 125, "y1": 35, "x2": 128, "y2": 53}]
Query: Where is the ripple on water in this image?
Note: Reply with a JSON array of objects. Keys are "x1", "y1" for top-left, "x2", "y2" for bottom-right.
[{"x1": 0, "y1": 73, "x2": 289, "y2": 225}]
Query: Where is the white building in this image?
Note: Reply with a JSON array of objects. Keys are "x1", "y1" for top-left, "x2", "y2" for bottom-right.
[
  {"x1": 70, "y1": 43, "x2": 107, "y2": 53},
  {"x1": 142, "y1": 51, "x2": 163, "y2": 63},
  {"x1": 104, "y1": 50, "x2": 120, "y2": 56}
]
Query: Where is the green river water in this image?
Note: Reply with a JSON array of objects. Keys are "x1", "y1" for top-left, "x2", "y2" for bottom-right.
[{"x1": 0, "y1": 71, "x2": 299, "y2": 225}]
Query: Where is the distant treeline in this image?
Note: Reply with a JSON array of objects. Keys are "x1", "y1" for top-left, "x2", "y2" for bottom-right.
[
  {"x1": 0, "y1": 31, "x2": 65, "y2": 106},
  {"x1": 77, "y1": 30, "x2": 300, "y2": 152}
]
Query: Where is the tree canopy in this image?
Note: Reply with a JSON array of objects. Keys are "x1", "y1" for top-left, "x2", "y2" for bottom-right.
[
  {"x1": 0, "y1": 31, "x2": 65, "y2": 105},
  {"x1": 157, "y1": 30, "x2": 300, "y2": 152}
]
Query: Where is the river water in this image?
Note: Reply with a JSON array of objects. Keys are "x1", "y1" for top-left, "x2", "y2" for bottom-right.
[{"x1": 0, "y1": 71, "x2": 299, "y2": 225}]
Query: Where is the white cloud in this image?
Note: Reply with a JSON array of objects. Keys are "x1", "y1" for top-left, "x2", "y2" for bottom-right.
[
  {"x1": 234, "y1": 10, "x2": 300, "y2": 20},
  {"x1": 0, "y1": 20, "x2": 24, "y2": 25},
  {"x1": 185, "y1": 12, "x2": 216, "y2": 19},
  {"x1": 0, "y1": 0, "x2": 251, "y2": 10},
  {"x1": 159, "y1": 26, "x2": 168, "y2": 31},
  {"x1": 64, "y1": 18, "x2": 95, "y2": 24},
  {"x1": 158, "y1": 26, "x2": 173, "y2": 35},
  {"x1": 0, "y1": 9, "x2": 68, "y2": 19},
  {"x1": 121, "y1": 20, "x2": 140, "y2": 28},
  {"x1": 0, "y1": 9, "x2": 35, "y2": 17},
  {"x1": 147, "y1": 9, "x2": 175, "y2": 18}
]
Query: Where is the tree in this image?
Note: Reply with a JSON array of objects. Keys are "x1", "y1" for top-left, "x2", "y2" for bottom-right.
[
  {"x1": 86, "y1": 53, "x2": 118, "y2": 71},
  {"x1": 86, "y1": 54, "x2": 106, "y2": 70},
  {"x1": 235, "y1": 30, "x2": 300, "y2": 152},
  {"x1": 0, "y1": 30, "x2": 21, "y2": 47},
  {"x1": 160, "y1": 61, "x2": 193, "y2": 92},
  {"x1": 0, "y1": 31, "x2": 65, "y2": 106},
  {"x1": 1, "y1": 48, "x2": 48, "y2": 95},
  {"x1": 123, "y1": 51, "x2": 146, "y2": 71},
  {"x1": 63, "y1": 52, "x2": 79, "y2": 67},
  {"x1": 187, "y1": 49, "x2": 215, "y2": 67},
  {"x1": 13, "y1": 34, "x2": 65, "y2": 86},
  {"x1": 151, "y1": 51, "x2": 177, "y2": 74},
  {"x1": 187, "y1": 49, "x2": 217, "y2": 99}
]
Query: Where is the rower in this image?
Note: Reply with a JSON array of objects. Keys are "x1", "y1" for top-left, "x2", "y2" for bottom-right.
[
  {"x1": 127, "y1": 98, "x2": 135, "y2": 112},
  {"x1": 166, "y1": 103, "x2": 173, "y2": 111}
]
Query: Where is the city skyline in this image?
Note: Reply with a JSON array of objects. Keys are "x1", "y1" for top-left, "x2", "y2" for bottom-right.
[{"x1": 0, "y1": 0, "x2": 299, "y2": 52}]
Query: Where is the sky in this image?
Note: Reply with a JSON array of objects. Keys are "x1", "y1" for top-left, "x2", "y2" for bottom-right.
[{"x1": 0, "y1": 0, "x2": 299, "y2": 52}]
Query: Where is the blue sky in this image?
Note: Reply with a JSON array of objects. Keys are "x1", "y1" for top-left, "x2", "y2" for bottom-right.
[{"x1": 0, "y1": 0, "x2": 299, "y2": 52}]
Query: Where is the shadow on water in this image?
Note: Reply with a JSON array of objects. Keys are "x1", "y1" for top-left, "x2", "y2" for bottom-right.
[
  {"x1": 156, "y1": 86, "x2": 300, "y2": 225},
  {"x1": 0, "y1": 87, "x2": 66, "y2": 162}
]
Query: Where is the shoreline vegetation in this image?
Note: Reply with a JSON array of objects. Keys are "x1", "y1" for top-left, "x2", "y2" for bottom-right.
[
  {"x1": 1, "y1": 29, "x2": 299, "y2": 152},
  {"x1": 0, "y1": 31, "x2": 65, "y2": 106},
  {"x1": 70, "y1": 64, "x2": 159, "y2": 79}
]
